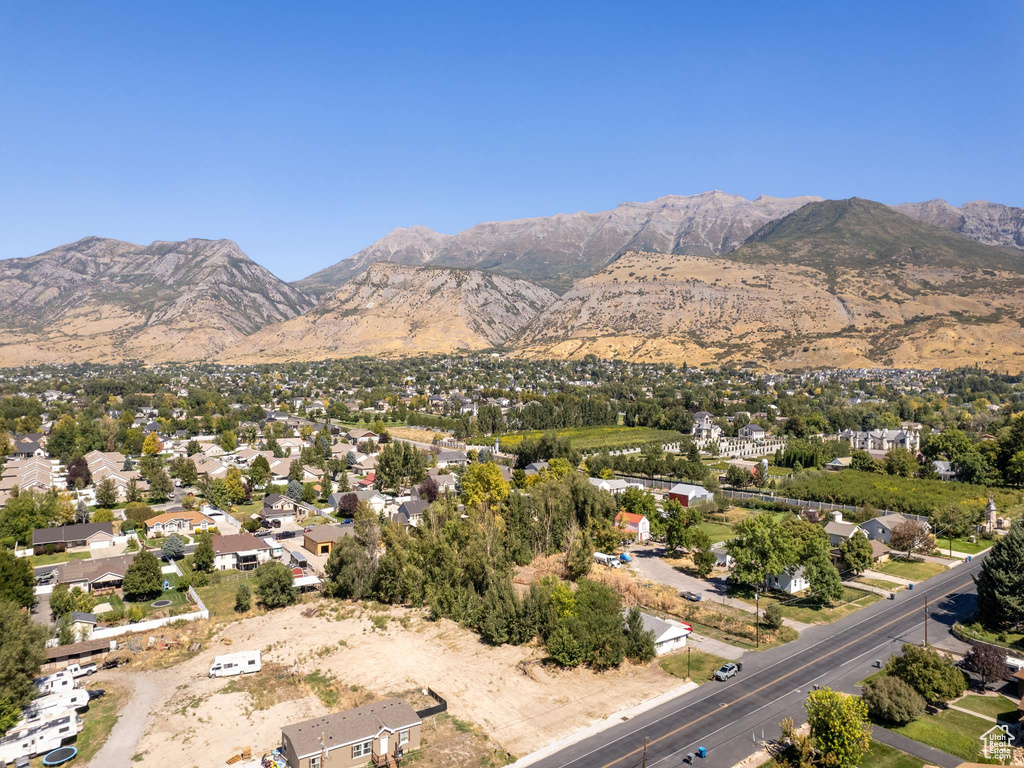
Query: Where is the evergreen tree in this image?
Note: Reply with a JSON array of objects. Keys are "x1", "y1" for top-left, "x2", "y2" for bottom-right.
[
  {"x1": 122, "y1": 550, "x2": 162, "y2": 601},
  {"x1": 234, "y1": 583, "x2": 251, "y2": 613},
  {"x1": 624, "y1": 606, "x2": 656, "y2": 663},
  {"x1": 0, "y1": 550, "x2": 35, "y2": 609},
  {"x1": 161, "y1": 534, "x2": 186, "y2": 560},
  {"x1": 0, "y1": 600, "x2": 47, "y2": 732},
  {"x1": 975, "y1": 518, "x2": 1024, "y2": 630}
]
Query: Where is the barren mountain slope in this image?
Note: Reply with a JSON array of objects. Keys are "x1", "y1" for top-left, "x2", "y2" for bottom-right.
[
  {"x1": 897, "y1": 199, "x2": 1024, "y2": 251},
  {"x1": 219, "y1": 263, "x2": 557, "y2": 362},
  {"x1": 0, "y1": 237, "x2": 313, "y2": 364},
  {"x1": 516, "y1": 200, "x2": 1024, "y2": 371},
  {"x1": 296, "y1": 191, "x2": 821, "y2": 294}
]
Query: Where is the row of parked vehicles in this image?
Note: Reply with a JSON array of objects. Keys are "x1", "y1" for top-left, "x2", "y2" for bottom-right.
[{"x1": 0, "y1": 665, "x2": 102, "y2": 764}]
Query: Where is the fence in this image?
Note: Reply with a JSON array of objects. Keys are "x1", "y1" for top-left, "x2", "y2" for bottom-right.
[
  {"x1": 415, "y1": 687, "x2": 448, "y2": 719},
  {"x1": 89, "y1": 585, "x2": 210, "y2": 640}
]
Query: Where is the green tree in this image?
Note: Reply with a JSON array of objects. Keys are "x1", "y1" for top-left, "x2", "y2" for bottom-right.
[
  {"x1": 247, "y1": 454, "x2": 270, "y2": 490},
  {"x1": 95, "y1": 476, "x2": 119, "y2": 508},
  {"x1": 839, "y1": 534, "x2": 873, "y2": 575},
  {"x1": 761, "y1": 601, "x2": 784, "y2": 630},
  {"x1": 50, "y1": 583, "x2": 73, "y2": 617},
  {"x1": 805, "y1": 553, "x2": 843, "y2": 605},
  {"x1": 885, "y1": 644, "x2": 966, "y2": 704},
  {"x1": 0, "y1": 549, "x2": 35, "y2": 608},
  {"x1": 234, "y1": 583, "x2": 251, "y2": 613},
  {"x1": 460, "y1": 462, "x2": 510, "y2": 507},
  {"x1": 726, "y1": 513, "x2": 796, "y2": 589},
  {"x1": 624, "y1": 606, "x2": 656, "y2": 663},
  {"x1": 219, "y1": 430, "x2": 238, "y2": 452},
  {"x1": 805, "y1": 687, "x2": 871, "y2": 768},
  {"x1": 883, "y1": 447, "x2": 918, "y2": 478},
  {"x1": 161, "y1": 534, "x2": 186, "y2": 560},
  {"x1": 861, "y1": 676, "x2": 924, "y2": 726},
  {"x1": 142, "y1": 432, "x2": 163, "y2": 456},
  {"x1": 975, "y1": 518, "x2": 1024, "y2": 630},
  {"x1": 0, "y1": 599, "x2": 47, "y2": 732},
  {"x1": 850, "y1": 451, "x2": 880, "y2": 473},
  {"x1": 148, "y1": 469, "x2": 173, "y2": 502},
  {"x1": 192, "y1": 538, "x2": 215, "y2": 573},
  {"x1": 255, "y1": 561, "x2": 297, "y2": 609},
  {"x1": 323, "y1": 536, "x2": 374, "y2": 599},
  {"x1": 122, "y1": 549, "x2": 163, "y2": 600}
]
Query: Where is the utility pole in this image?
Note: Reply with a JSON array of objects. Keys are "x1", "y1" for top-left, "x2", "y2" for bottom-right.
[
  {"x1": 923, "y1": 594, "x2": 929, "y2": 647},
  {"x1": 642, "y1": 736, "x2": 648, "y2": 768},
  {"x1": 755, "y1": 590, "x2": 760, "y2": 649},
  {"x1": 687, "y1": 645, "x2": 691, "y2": 680}
]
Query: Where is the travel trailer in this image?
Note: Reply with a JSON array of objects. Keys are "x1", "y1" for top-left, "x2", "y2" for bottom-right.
[
  {"x1": 0, "y1": 712, "x2": 83, "y2": 763},
  {"x1": 209, "y1": 650, "x2": 262, "y2": 678}
]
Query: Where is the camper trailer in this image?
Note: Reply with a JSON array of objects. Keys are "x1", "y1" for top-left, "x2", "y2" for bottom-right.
[
  {"x1": 0, "y1": 712, "x2": 83, "y2": 763},
  {"x1": 20, "y1": 689, "x2": 90, "y2": 724},
  {"x1": 209, "y1": 650, "x2": 262, "y2": 678},
  {"x1": 34, "y1": 670, "x2": 75, "y2": 695}
]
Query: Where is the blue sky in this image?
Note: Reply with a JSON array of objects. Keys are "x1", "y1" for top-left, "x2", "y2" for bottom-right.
[{"x1": 1, "y1": 1, "x2": 1021, "y2": 280}]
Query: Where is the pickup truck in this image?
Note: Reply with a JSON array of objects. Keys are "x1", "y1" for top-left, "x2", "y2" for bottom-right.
[{"x1": 65, "y1": 663, "x2": 97, "y2": 678}]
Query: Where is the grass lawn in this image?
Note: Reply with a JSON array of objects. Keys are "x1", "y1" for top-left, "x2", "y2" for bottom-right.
[
  {"x1": 954, "y1": 621, "x2": 1024, "y2": 653},
  {"x1": 230, "y1": 500, "x2": 263, "y2": 523},
  {"x1": 110, "y1": 587, "x2": 188, "y2": 616},
  {"x1": 197, "y1": 570, "x2": 258, "y2": 617},
  {"x1": 856, "y1": 667, "x2": 887, "y2": 687},
  {"x1": 854, "y1": 577, "x2": 907, "y2": 592},
  {"x1": 659, "y1": 649, "x2": 731, "y2": 684},
  {"x1": 730, "y1": 585, "x2": 881, "y2": 625},
  {"x1": 760, "y1": 739, "x2": 923, "y2": 768},
  {"x1": 938, "y1": 537, "x2": 992, "y2": 555},
  {"x1": 696, "y1": 520, "x2": 736, "y2": 544},
  {"x1": 305, "y1": 514, "x2": 335, "y2": 525},
  {"x1": 955, "y1": 693, "x2": 1021, "y2": 721},
  {"x1": 480, "y1": 425, "x2": 687, "y2": 453},
  {"x1": 28, "y1": 550, "x2": 92, "y2": 567},
  {"x1": 889, "y1": 707, "x2": 994, "y2": 762},
  {"x1": 874, "y1": 558, "x2": 947, "y2": 582}
]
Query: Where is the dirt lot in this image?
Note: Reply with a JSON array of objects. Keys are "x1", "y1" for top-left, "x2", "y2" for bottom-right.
[{"x1": 126, "y1": 601, "x2": 688, "y2": 766}]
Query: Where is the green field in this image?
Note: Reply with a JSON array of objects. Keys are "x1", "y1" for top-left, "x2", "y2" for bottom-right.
[
  {"x1": 890, "y1": 707, "x2": 994, "y2": 762},
  {"x1": 874, "y1": 558, "x2": 946, "y2": 582},
  {"x1": 229, "y1": 500, "x2": 264, "y2": 523},
  {"x1": 472, "y1": 425, "x2": 686, "y2": 453},
  {"x1": 937, "y1": 537, "x2": 992, "y2": 555},
  {"x1": 659, "y1": 649, "x2": 731, "y2": 684},
  {"x1": 955, "y1": 694, "x2": 1020, "y2": 721},
  {"x1": 696, "y1": 520, "x2": 736, "y2": 544},
  {"x1": 196, "y1": 569, "x2": 259, "y2": 617}
]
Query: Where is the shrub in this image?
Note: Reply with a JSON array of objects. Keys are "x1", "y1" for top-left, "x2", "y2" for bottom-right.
[
  {"x1": 885, "y1": 643, "x2": 966, "y2": 704},
  {"x1": 127, "y1": 604, "x2": 146, "y2": 623},
  {"x1": 761, "y1": 601, "x2": 784, "y2": 630},
  {"x1": 862, "y1": 676, "x2": 925, "y2": 725},
  {"x1": 235, "y1": 584, "x2": 252, "y2": 613}
]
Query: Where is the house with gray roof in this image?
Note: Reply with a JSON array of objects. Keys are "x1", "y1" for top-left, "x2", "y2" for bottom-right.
[{"x1": 280, "y1": 698, "x2": 421, "y2": 768}]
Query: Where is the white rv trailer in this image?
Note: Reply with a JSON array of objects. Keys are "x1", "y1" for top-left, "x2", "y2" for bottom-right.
[
  {"x1": 0, "y1": 711, "x2": 83, "y2": 763},
  {"x1": 208, "y1": 650, "x2": 262, "y2": 678},
  {"x1": 34, "y1": 669, "x2": 76, "y2": 695}
]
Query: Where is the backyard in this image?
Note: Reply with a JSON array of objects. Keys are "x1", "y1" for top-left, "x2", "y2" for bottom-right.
[
  {"x1": 955, "y1": 693, "x2": 1020, "y2": 722},
  {"x1": 28, "y1": 550, "x2": 92, "y2": 567}
]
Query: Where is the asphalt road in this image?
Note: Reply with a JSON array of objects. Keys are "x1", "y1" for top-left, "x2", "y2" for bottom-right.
[{"x1": 531, "y1": 556, "x2": 985, "y2": 768}]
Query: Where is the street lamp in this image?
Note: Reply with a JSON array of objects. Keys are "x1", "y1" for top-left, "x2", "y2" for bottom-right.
[{"x1": 755, "y1": 589, "x2": 760, "y2": 648}]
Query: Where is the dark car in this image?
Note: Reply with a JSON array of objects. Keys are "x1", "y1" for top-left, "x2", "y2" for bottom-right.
[
  {"x1": 680, "y1": 590, "x2": 702, "y2": 602},
  {"x1": 270, "y1": 519, "x2": 282, "y2": 528},
  {"x1": 714, "y1": 663, "x2": 739, "y2": 681}
]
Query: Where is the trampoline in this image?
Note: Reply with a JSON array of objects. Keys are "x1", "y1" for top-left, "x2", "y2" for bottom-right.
[
  {"x1": 42, "y1": 746, "x2": 77, "y2": 765},
  {"x1": 151, "y1": 599, "x2": 173, "y2": 608}
]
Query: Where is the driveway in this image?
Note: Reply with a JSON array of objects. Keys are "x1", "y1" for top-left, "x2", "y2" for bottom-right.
[
  {"x1": 626, "y1": 545, "x2": 810, "y2": 631},
  {"x1": 86, "y1": 669, "x2": 168, "y2": 768}
]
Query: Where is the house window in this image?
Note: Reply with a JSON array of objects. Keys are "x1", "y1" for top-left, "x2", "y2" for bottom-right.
[
  {"x1": 310, "y1": 756, "x2": 321, "y2": 768},
  {"x1": 400, "y1": 729, "x2": 410, "y2": 745},
  {"x1": 352, "y1": 740, "x2": 372, "y2": 758}
]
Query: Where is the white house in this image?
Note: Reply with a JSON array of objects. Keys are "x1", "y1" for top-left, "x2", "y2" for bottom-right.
[
  {"x1": 766, "y1": 566, "x2": 809, "y2": 594},
  {"x1": 615, "y1": 512, "x2": 651, "y2": 542},
  {"x1": 824, "y1": 514, "x2": 866, "y2": 547},
  {"x1": 212, "y1": 533, "x2": 272, "y2": 571},
  {"x1": 738, "y1": 424, "x2": 767, "y2": 440},
  {"x1": 859, "y1": 513, "x2": 928, "y2": 545},
  {"x1": 588, "y1": 477, "x2": 630, "y2": 495},
  {"x1": 692, "y1": 411, "x2": 722, "y2": 442},
  {"x1": 637, "y1": 612, "x2": 692, "y2": 655}
]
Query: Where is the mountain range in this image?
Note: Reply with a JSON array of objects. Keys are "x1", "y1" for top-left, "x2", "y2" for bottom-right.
[{"x1": 3, "y1": 192, "x2": 1024, "y2": 370}]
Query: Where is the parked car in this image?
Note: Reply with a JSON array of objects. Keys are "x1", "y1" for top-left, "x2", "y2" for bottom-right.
[
  {"x1": 269, "y1": 519, "x2": 282, "y2": 528},
  {"x1": 65, "y1": 663, "x2": 97, "y2": 678},
  {"x1": 680, "y1": 590, "x2": 702, "y2": 602},
  {"x1": 714, "y1": 663, "x2": 739, "y2": 681}
]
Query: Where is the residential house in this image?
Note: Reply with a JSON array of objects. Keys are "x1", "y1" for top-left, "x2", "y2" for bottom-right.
[
  {"x1": 280, "y1": 698, "x2": 421, "y2": 768},
  {"x1": 353, "y1": 489, "x2": 387, "y2": 514},
  {"x1": 667, "y1": 483, "x2": 714, "y2": 507},
  {"x1": 588, "y1": 477, "x2": 630, "y2": 495},
  {"x1": 425, "y1": 469, "x2": 457, "y2": 494},
  {"x1": 523, "y1": 461, "x2": 548, "y2": 476},
  {"x1": 766, "y1": 567, "x2": 809, "y2": 595},
  {"x1": 839, "y1": 426, "x2": 921, "y2": 457},
  {"x1": 303, "y1": 524, "x2": 353, "y2": 557},
  {"x1": 0, "y1": 457, "x2": 62, "y2": 505},
  {"x1": 395, "y1": 499, "x2": 428, "y2": 528},
  {"x1": 347, "y1": 428, "x2": 378, "y2": 445},
  {"x1": 11, "y1": 433, "x2": 47, "y2": 459},
  {"x1": 859, "y1": 514, "x2": 928, "y2": 545},
  {"x1": 55, "y1": 554, "x2": 135, "y2": 593},
  {"x1": 68, "y1": 612, "x2": 97, "y2": 641},
  {"x1": 33, "y1": 522, "x2": 115, "y2": 551},
  {"x1": 824, "y1": 516, "x2": 865, "y2": 547},
  {"x1": 212, "y1": 533, "x2": 273, "y2": 571},
  {"x1": 615, "y1": 511, "x2": 651, "y2": 542},
  {"x1": 261, "y1": 494, "x2": 307, "y2": 524},
  {"x1": 636, "y1": 612, "x2": 692, "y2": 655},
  {"x1": 932, "y1": 460, "x2": 956, "y2": 481},
  {"x1": 144, "y1": 509, "x2": 215, "y2": 538},
  {"x1": 435, "y1": 450, "x2": 468, "y2": 469}
]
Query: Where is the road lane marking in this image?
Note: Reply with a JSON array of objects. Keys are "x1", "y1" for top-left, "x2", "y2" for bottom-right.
[{"x1": 588, "y1": 573, "x2": 975, "y2": 768}]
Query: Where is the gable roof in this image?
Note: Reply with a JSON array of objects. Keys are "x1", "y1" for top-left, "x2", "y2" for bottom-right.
[
  {"x1": 56, "y1": 553, "x2": 135, "y2": 585},
  {"x1": 282, "y1": 699, "x2": 420, "y2": 759},
  {"x1": 33, "y1": 522, "x2": 113, "y2": 546},
  {"x1": 145, "y1": 509, "x2": 214, "y2": 527},
  {"x1": 824, "y1": 520, "x2": 860, "y2": 538},
  {"x1": 212, "y1": 533, "x2": 271, "y2": 555},
  {"x1": 303, "y1": 524, "x2": 353, "y2": 545}
]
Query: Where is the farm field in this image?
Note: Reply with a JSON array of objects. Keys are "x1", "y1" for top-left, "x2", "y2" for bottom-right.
[{"x1": 474, "y1": 425, "x2": 687, "y2": 453}]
